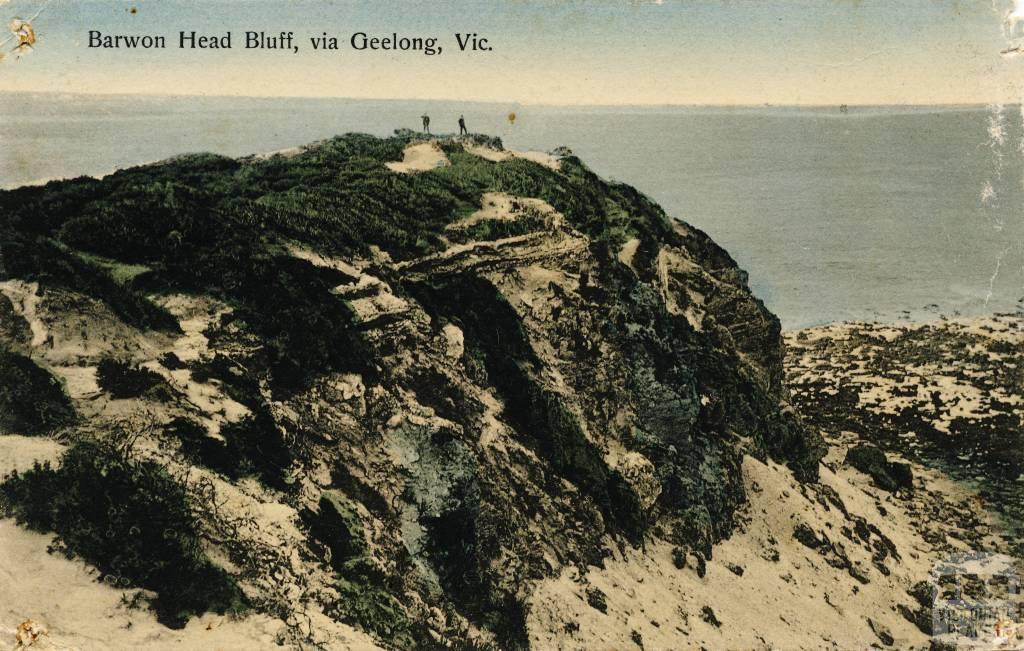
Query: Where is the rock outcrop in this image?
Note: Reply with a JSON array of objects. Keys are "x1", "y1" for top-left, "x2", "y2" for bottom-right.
[{"x1": 0, "y1": 133, "x2": 823, "y2": 648}]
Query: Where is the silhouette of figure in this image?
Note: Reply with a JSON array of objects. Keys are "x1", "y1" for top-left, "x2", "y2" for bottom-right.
[
  {"x1": 421, "y1": 114, "x2": 430, "y2": 134},
  {"x1": 458, "y1": 114, "x2": 468, "y2": 136}
]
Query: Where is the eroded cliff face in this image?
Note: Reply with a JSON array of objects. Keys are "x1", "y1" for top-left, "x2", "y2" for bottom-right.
[{"x1": 0, "y1": 133, "x2": 822, "y2": 648}]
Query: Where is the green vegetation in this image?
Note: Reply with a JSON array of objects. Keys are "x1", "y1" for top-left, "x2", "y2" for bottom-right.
[
  {"x1": 446, "y1": 213, "x2": 547, "y2": 244},
  {"x1": 333, "y1": 561, "x2": 412, "y2": 645},
  {"x1": 218, "y1": 409, "x2": 293, "y2": 489},
  {"x1": 0, "y1": 440, "x2": 247, "y2": 628},
  {"x1": 0, "y1": 132, "x2": 677, "y2": 392},
  {"x1": 309, "y1": 486, "x2": 513, "y2": 649},
  {"x1": 417, "y1": 477, "x2": 530, "y2": 649},
  {"x1": 312, "y1": 491, "x2": 368, "y2": 566},
  {"x1": 0, "y1": 294, "x2": 30, "y2": 348},
  {"x1": 96, "y1": 357, "x2": 169, "y2": 399},
  {"x1": 0, "y1": 350, "x2": 76, "y2": 434},
  {"x1": 0, "y1": 227, "x2": 179, "y2": 332},
  {"x1": 74, "y1": 252, "x2": 151, "y2": 286},
  {"x1": 164, "y1": 416, "x2": 234, "y2": 471}
]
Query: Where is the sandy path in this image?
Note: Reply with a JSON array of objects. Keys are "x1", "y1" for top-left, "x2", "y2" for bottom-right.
[
  {"x1": 0, "y1": 280, "x2": 48, "y2": 347},
  {"x1": 255, "y1": 146, "x2": 305, "y2": 160}
]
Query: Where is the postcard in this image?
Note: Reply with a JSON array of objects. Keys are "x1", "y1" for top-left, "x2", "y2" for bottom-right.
[{"x1": 0, "y1": 2, "x2": 1021, "y2": 649}]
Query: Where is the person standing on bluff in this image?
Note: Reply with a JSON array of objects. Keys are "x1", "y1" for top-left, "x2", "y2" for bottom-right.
[
  {"x1": 458, "y1": 114, "x2": 468, "y2": 136},
  {"x1": 421, "y1": 114, "x2": 430, "y2": 134}
]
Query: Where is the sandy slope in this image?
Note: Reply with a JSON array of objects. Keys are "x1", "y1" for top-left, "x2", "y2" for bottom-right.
[
  {"x1": 386, "y1": 140, "x2": 562, "y2": 174},
  {"x1": 0, "y1": 432, "x2": 383, "y2": 651},
  {"x1": 0, "y1": 436, "x2": 288, "y2": 650},
  {"x1": 0, "y1": 514, "x2": 385, "y2": 651},
  {"x1": 0, "y1": 520, "x2": 292, "y2": 651},
  {"x1": 528, "y1": 446, "x2": 1010, "y2": 650}
]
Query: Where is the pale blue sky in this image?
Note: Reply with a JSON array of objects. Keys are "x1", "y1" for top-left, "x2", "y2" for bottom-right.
[{"x1": 1, "y1": 0, "x2": 1022, "y2": 104}]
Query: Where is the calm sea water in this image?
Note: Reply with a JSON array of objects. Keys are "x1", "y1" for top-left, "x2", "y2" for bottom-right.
[{"x1": 2, "y1": 93, "x2": 1022, "y2": 328}]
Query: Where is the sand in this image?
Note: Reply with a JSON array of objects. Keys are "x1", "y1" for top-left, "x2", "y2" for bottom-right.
[
  {"x1": 385, "y1": 141, "x2": 450, "y2": 173},
  {"x1": 0, "y1": 435, "x2": 64, "y2": 477},
  {"x1": 528, "y1": 448, "x2": 1009, "y2": 650},
  {"x1": 0, "y1": 434, "x2": 298, "y2": 650},
  {"x1": 445, "y1": 191, "x2": 559, "y2": 231},
  {"x1": 0, "y1": 521, "x2": 303, "y2": 651},
  {"x1": 617, "y1": 238, "x2": 641, "y2": 271},
  {"x1": 464, "y1": 144, "x2": 562, "y2": 170},
  {"x1": 0, "y1": 444, "x2": 385, "y2": 651}
]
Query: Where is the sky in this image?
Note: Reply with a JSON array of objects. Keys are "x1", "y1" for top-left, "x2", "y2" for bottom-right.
[{"x1": 0, "y1": 0, "x2": 1023, "y2": 105}]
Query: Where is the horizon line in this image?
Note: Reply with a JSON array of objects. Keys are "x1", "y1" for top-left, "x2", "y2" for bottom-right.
[{"x1": 0, "y1": 89, "x2": 1016, "y2": 110}]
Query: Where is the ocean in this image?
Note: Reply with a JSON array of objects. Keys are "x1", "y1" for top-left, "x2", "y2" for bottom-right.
[{"x1": 1, "y1": 92, "x2": 1022, "y2": 329}]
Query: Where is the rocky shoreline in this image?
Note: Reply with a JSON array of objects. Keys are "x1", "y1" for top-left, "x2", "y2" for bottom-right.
[
  {"x1": 785, "y1": 313, "x2": 1024, "y2": 556},
  {"x1": 785, "y1": 314, "x2": 1024, "y2": 651}
]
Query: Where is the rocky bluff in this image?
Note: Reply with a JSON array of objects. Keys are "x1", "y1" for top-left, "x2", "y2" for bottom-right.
[{"x1": 0, "y1": 132, "x2": 823, "y2": 648}]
